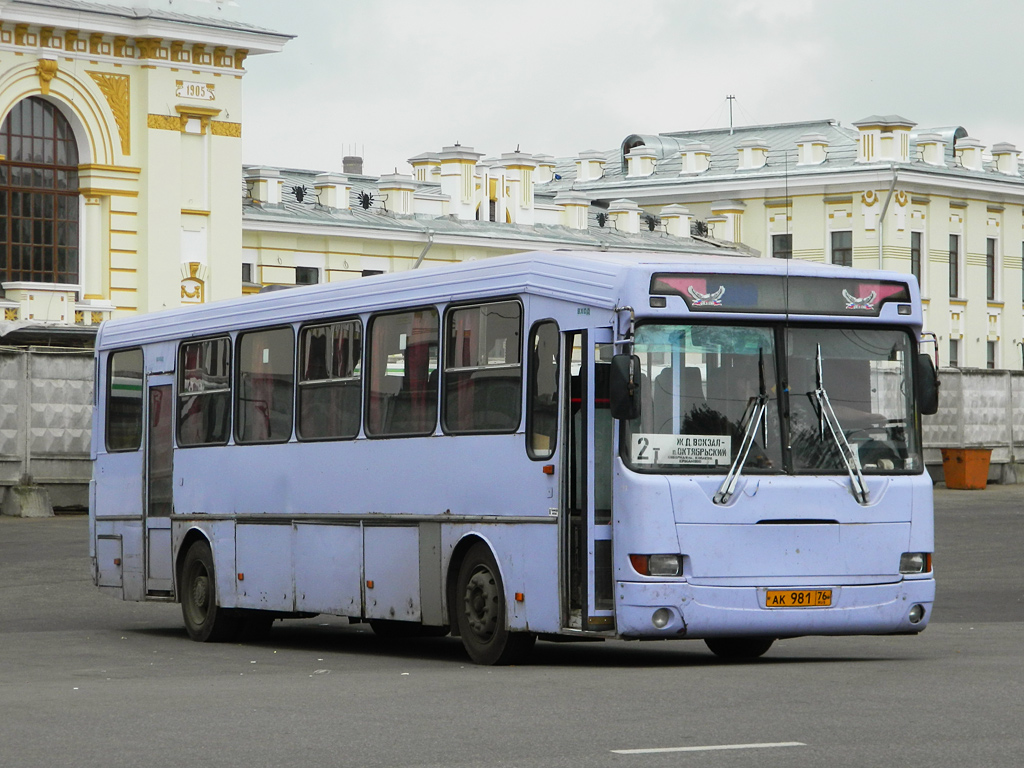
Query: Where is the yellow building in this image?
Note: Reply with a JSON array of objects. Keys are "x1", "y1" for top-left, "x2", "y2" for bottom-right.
[
  {"x1": 549, "y1": 118, "x2": 1024, "y2": 370},
  {"x1": 0, "y1": 0, "x2": 289, "y2": 343}
]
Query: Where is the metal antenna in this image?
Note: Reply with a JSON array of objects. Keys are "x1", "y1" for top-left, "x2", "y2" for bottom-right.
[{"x1": 727, "y1": 95, "x2": 736, "y2": 135}]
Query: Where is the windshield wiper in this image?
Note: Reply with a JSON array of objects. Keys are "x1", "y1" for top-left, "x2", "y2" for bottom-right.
[
  {"x1": 715, "y1": 349, "x2": 769, "y2": 505},
  {"x1": 812, "y1": 344, "x2": 870, "y2": 505}
]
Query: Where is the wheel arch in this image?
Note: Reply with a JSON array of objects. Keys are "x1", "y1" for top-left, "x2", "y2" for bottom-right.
[
  {"x1": 445, "y1": 533, "x2": 506, "y2": 636},
  {"x1": 175, "y1": 526, "x2": 213, "y2": 603}
]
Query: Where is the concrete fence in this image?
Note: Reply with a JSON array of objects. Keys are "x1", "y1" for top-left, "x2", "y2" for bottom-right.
[
  {"x1": 1, "y1": 354, "x2": 1021, "y2": 516},
  {"x1": 923, "y1": 368, "x2": 1024, "y2": 484},
  {"x1": 0, "y1": 347, "x2": 93, "y2": 515}
]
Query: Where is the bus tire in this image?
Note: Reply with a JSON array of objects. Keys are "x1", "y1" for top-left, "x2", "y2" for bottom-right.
[
  {"x1": 181, "y1": 540, "x2": 239, "y2": 643},
  {"x1": 704, "y1": 636, "x2": 775, "y2": 660},
  {"x1": 455, "y1": 542, "x2": 535, "y2": 665}
]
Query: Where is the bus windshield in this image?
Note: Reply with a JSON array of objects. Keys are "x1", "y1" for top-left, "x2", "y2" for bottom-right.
[{"x1": 624, "y1": 323, "x2": 921, "y2": 475}]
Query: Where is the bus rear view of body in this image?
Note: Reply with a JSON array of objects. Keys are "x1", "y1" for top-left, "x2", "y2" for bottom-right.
[{"x1": 90, "y1": 249, "x2": 937, "y2": 664}]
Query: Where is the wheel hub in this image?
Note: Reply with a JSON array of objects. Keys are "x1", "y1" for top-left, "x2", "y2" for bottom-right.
[{"x1": 463, "y1": 567, "x2": 498, "y2": 639}]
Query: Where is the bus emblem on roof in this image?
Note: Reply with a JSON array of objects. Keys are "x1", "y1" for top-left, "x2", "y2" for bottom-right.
[
  {"x1": 842, "y1": 289, "x2": 877, "y2": 311},
  {"x1": 688, "y1": 285, "x2": 725, "y2": 306}
]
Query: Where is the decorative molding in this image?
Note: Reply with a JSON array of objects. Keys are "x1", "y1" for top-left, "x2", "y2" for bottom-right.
[
  {"x1": 148, "y1": 113, "x2": 183, "y2": 131},
  {"x1": 36, "y1": 58, "x2": 58, "y2": 95},
  {"x1": 88, "y1": 71, "x2": 131, "y2": 155},
  {"x1": 211, "y1": 120, "x2": 241, "y2": 138}
]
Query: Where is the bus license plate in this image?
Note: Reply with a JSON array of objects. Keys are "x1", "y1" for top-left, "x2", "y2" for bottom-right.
[{"x1": 765, "y1": 589, "x2": 833, "y2": 608}]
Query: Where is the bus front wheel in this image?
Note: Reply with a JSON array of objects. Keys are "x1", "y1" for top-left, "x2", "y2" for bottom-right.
[
  {"x1": 455, "y1": 543, "x2": 535, "y2": 665},
  {"x1": 704, "y1": 636, "x2": 775, "y2": 660},
  {"x1": 181, "y1": 540, "x2": 239, "y2": 642}
]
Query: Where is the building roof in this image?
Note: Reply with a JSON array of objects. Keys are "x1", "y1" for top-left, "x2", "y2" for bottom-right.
[
  {"x1": 241, "y1": 165, "x2": 751, "y2": 254},
  {"x1": 538, "y1": 117, "x2": 1024, "y2": 198}
]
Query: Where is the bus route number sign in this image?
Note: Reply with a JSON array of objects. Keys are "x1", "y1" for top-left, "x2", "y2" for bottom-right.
[{"x1": 631, "y1": 434, "x2": 731, "y2": 466}]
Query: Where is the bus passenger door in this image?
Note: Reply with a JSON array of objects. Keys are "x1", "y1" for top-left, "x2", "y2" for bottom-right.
[
  {"x1": 563, "y1": 329, "x2": 615, "y2": 631},
  {"x1": 144, "y1": 376, "x2": 174, "y2": 595}
]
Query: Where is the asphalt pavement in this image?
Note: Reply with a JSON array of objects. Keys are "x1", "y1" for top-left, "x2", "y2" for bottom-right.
[{"x1": 0, "y1": 484, "x2": 1021, "y2": 768}]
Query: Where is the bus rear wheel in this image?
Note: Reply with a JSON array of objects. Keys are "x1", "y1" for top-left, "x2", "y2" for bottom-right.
[
  {"x1": 181, "y1": 540, "x2": 239, "y2": 642},
  {"x1": 455, "y1": 543, "x2": 535, "y2": 665},
  {"x1": 704, "y1": 636, "x2": 775, "y2": 660}
]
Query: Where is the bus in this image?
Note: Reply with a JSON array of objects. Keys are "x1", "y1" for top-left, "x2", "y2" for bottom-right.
[{"x1": 90, "y1": 249, "x2": 938, "y2": 664}]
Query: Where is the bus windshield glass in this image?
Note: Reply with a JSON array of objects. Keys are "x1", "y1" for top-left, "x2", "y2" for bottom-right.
[{"x1": 624, "y1": 323, "x2": 921, "y2": 475}]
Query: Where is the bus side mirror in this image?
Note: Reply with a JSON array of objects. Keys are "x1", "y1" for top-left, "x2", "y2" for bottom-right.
[
  {"x1": 916, "y1": 353, "x2": 939, "y2": 416},
  {"x1": 610, "y1": 354, "x2": 641, "y2": 421}
]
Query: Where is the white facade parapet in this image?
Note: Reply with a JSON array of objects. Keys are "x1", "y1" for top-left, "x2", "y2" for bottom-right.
[
  {"x1": 501, "y1": 152, "x2": 538, "y2": 226},
  {"x1": 576, "y1": 150, "x2": 606, "y2": 182},
  {"x1": 626, "y1": 145, "x2": 658, "y2": 177},
  {"x1": 313, "y1": 173, "x2": 350, "y2": 210},
  {"x1": 916, "y1": 132, "x2": 946, "y2": 166},
  {"x1": 659, "y1": 204, "x2": 693, "y2": 238},
  {"x1": 608, "y1": 198, "x2": 642, "y2": 234},
  {"x1": 408, "y1": 152, "x2": 441, "y2": 182},
  {"x1": 534, "y1": 154, "x2": 556, "y2": 184},
  {"x1": 679, "y1": 142, "x2": 711, "y2": 174},
  {"x1": 796, "y1": 132, "x2": 828, "y2": 165},
  {"x1": 245, "y1": 167, "x2": 282, "y2": 205},
  {"x1": 992, "y1": 143, "x2": 1020, "y2": 176},
  {"x1": 736, "y1": 138, "x2": 769, "y2": 170},
  {"x1": 955, "y1": 136, "x2": 985, "y2": 171},
  {"x1": 438, "y1": 145, "x2": 483, "y2": 219},
  {"x1": 853, "y1": 115, "x2": 916, "y2": 163},
  {"x1": 377, "y1": 173, "x2": 417, "y2": 215},
  {"x1": 553, "y1": 191, "x2": 592, "y2": 230}
]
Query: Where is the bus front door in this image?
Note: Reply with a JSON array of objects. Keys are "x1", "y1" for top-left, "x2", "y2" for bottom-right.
[
  {"x1": 144, "y1": 376, "x2": 174, "y2": 595},
  {"x1": 564, "y1": 330, "x2": 615, "y2": 632}
]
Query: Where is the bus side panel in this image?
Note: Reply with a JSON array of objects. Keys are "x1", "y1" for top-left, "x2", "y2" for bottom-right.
[
  {"x1": 94, "y1": 518, "x2": 143, "y2": 600},
  {"x1": 93, "y1": 451, "x2": 144, "y2": 520},
  {"x1": 173, "y1": 520, "x2": 238, "y2": 609},
  {"x1": 443, "y1": 523, "x2": 560, "y2": 634},
  {"x1": 235, "y1": 523, "x2": 294, "y2": 611},
  {"x1": 295, "y1": 523, "x2": 362, "y2": 616},
  {"x1": 365, "y1": 526, "x2": 420, "y2": 621}
]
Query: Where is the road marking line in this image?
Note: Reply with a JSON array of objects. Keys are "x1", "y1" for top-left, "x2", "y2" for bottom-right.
[{"x1": 611, "y1": 741, "x2": 806, "y2": 755}]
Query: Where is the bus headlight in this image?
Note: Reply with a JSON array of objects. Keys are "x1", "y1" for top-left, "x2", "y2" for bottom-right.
[
  {"x1": 629, "y1": 554, "x2": 683, "y2": 577},
  {"x1": 899, "y1": 552, "x2": 932, "y2": 574}
]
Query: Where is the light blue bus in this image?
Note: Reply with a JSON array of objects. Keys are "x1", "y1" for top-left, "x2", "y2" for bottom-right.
[{"x1": 90, "y1": 249, "x2": 938, "y2": 664}]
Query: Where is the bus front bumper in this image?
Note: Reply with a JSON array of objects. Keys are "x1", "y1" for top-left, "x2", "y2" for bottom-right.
[{"x1": 615, "y1": 578, "x2": 935, "y2": 639}]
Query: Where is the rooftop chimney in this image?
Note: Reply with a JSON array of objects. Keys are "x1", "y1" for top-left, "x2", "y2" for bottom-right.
[{"x1": 343, "y1": 155, "x2": 363, "y2": 175}]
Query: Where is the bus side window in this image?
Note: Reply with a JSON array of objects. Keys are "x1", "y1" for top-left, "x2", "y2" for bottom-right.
[
  {"x1": 443, "y1": 301, "x2": 522, "y2": 434},
  {"x1": 177, "y1": 337, "x2": 231, "y2": 447},
  {"x1": 236, "y1": 327, "x2": 295, "y2": 444},
  {"x1": 297, "y1": 320, "x2": 362, "y2": 440},
  {"x1": 526, "y1": 320, "x2": 559, "y2": 459},
  {"x1": 366, "y1": 309, "x2": 439, "y2": 437},
  {"x1": 106, "y1": 348, "x2": 144, "y2": 452}
]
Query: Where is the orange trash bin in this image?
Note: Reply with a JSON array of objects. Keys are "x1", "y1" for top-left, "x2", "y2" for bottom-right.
[{"x1": 940, "y1": 448, "x2": 992, "y2": 490}]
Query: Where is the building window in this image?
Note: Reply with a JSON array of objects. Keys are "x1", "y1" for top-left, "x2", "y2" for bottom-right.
[
  {"x1": 949, "y1": 338, "x2": 959, "y2": 369},
  {"x1": 910, "y1": 231, "x2": 922, "y2": 285},
  {"x1": 242, "y1": 263, "x2": 254, "y2": 284},
  {"x1": 986, "y1": 340, "x2": 996, "y2": 370},
  {"x1": 831, "y1": 231, "x2": 852, "y2": 267},
  {"x1": 296, "y1": 266, "x2": 319, "y2": 285},
  {"x1": 949, "y1": 234, "x2": 960, "y2": 297},
  {"x1": 772, "y1": 233, "x2": 792, "y2": 260},
  {"x1": 0, "y1": 97, "x2": 80, "y2": 284},
  {"x1": 986, "y1": 238, "x2": 996, "y2": 301}
]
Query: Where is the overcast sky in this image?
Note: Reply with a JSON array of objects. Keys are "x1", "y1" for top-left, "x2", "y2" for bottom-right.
[{"x1": 236, "y1": 0, "x2": 1024, "y2": 176}]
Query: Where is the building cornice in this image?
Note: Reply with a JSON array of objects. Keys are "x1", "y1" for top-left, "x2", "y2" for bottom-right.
[{"x1": 0, "y1": 2, "x2": 291, "y2": 54}]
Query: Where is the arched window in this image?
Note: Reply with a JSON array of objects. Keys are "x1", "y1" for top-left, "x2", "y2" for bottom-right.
[{"x1": 0, "y1": 97, "x2": 80, "y2": 284}]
